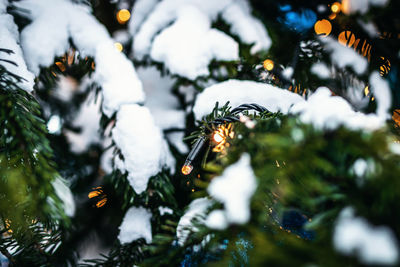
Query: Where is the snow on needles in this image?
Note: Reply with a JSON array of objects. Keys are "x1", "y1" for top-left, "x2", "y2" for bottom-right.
[
  {"x1": 194, "y1": 80, "x2": 386, "y2": 132},
  {"x1": 15, "y1": 0, "x2": 174, "y2": 196},
  {"x1": 207, "y1": 153, "x2": 257, "y2": 227},
  {"x1": 176, "y1": 197, "x2": 212, "y2": 245},
  {"x1": 334, "y1": 207, "x2": 399, "y2": 265},
  {"x1": 118, "y1": 206, "x2": 153, "y2": 244},
  {"x1": 320, "y1": 37, "x2": 367, "y2": 75},
  {"x1": 193, "y1": 79, "x2": 304, "y2": 120},
  {"x1": 290, "y1": 87, "x2": 384, "y2": 131},
  {"x1": 0, "y1": 0, "x2": 35, "y2": 92},
  {"x1": 112, "y1": 104, "x2": 175, "y2": 194},
  {"x1": 13, "y1": 0, "x2": 144, "y2": 117},
  {"x1": 130, "y1": 0, "x2": 271, "y2": 80}
]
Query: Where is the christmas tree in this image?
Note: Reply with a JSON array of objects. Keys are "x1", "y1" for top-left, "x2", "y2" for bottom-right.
[{"x1": 1, "y1": 0, "x2": 400, "y2": 266}]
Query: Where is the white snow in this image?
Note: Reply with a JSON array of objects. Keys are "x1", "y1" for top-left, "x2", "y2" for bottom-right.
[
  {"x1": 129, "y1": 0, "x2": 159, "y2": 36},
  {"x1": 64, "y1": 92, "x2": 102, "y2": 153},
  {"x1": 290, "y1": 87, "x2": 385, "y2": 131},
  {"x1": 150, "y1": 5, "x2": 238, "y2": 80},
  {"x1": 112, "y1": 104, "x2": 174, "y2": 194},
  {"x1": 369, "y1": 71, "x2": 391, "y2": 120},
  {"x1": 14, "y1": 0, "x2": 145, "y2": 117},
  {"x1": 176, "y1": 197, "x2": 212, "y2": 245},
  {"x1": 311, "y1": 62, "x2": 331, "y2": 79},
  {"x1": 221, "y1": 1, "x2": 271, "y2": 54},
  {"x1": 193, "y1": 79, "x2": 304, "y2": 120},
  {"x1": 352, "y1": 159, "x2": 368, "y2": 178},
  {"x1": 137, "y1": 66, "x2": 188, "y2": 153},
  {"x1": 207, "y1": 153, "x2": 257, "y2": 225},
  {"x1": 342, "y1": 0, "x2": 389, "y2": 15},
  {"x1": 118, "y1": 206, "x2": 153, "y2": 244},
  {"x1": 320, "y1": 37, "x2": 367, "y2": 75},
  {"x1": 0, "y1": 0, "x2": 35, "y2": 92},
  {"x1": 159, "y1": 206, "x2": 173, "y2": 216},
  {"x1": 47, "y1": 115, "x2": 62, "y2": 134},
  {"x1": 205, "y1": 210, "x2": 228, "y2": 230},
  {"x1": 52, "y1": 177, "x2": 75, "y2": 217},
  {"x1": 132, "y1": 0, "x2": 271, "y2": 80},
  {"x1": 334, "y1": 207, "x2": 399, "y2": 265}
]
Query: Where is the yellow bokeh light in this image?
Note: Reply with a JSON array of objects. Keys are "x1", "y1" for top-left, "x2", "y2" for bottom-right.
[
  {"x1": 331, "y1": 2, "x2": 341, "y2": 13},
  {"x1": 181, "y1": 164, "x2": 193, "y2": 175},
  {"x1": 314, "y1": 19, "x2": 332, "y2": 37},
  {"x1": 263, "y1": 59, "x2": 274, "y2": 71},
  {"x1": 116, "y1": 9, "x2": 131, "y2": 24},
  {"x1": 213, "y1": 132, "x2": 225, "y2": 143},
  {"x1": 364, "y1": 86, "x2": 370, "y2": 96},
  {"x1": 338, "y1": 31, "x2": 356, "y2": 47},
  {"x1": 114, "y1": 42, "x2": 123, "y2": 52},
  {"x1": 341, "y1": 0, "x2": 350, "y2": 14},
  {"x1": 55, "y1": 61, "x2": 66, "y2": 72}
]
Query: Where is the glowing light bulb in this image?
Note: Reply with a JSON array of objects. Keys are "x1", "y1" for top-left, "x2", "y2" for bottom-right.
[
  {"x1": 213, "y1": 131, "x2": 225, "y2": 143},
  {"x1": 314, "y1": 19, "x2": 332, "y2": 37},
  {"x1": 364, "y1": 86, "x2": 370, "y2": 96},
  {"x1": 338, "y1": 31, "x2": 356, "y2": 47},
  {"x1": 331, "y1": 2, "x2": 341, "y2": 13},
  {"x1": 263, "y1": 59, "x2": 274, "y2": 71},
  {"x1": 114, "y1": 42, "x2": 123, "y2": 52},
  {"x1": 116, "y1": 9, "x2": 131, "y2": 24},
  {"x1": 181, "y1": 164, "x2": 193, "y2": 175},
  {"x1": 96, "y1": 198, "x2": 107, "y2": 208}
]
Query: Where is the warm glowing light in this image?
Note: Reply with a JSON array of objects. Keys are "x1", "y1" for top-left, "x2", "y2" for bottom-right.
[
  {"x1": 379, "y1": 57, "x2": 391, "y2": 76},
  {"x1": 331, "y1": 2, "x2": 341, "y2": 13},
  {"x1": 341, "y1": 0, "x2": 350, "y2": 14},
  {"x1": 263, "y1": 59, "x2": 274, "y2": 71},
  {"x1": 114, "y1": 42, "x2": 123, "y2": 52},
  {"x1": 88, "y1": 187, "x2": 107, "y2": 208},
  {"x1": 212, "y1": 124, "x2": 234, "y2": 153},
  {"x1": 364, "y1": 86, "x2": 370, "y2": 96},
  {"x1": 338, "y1": 31, "x2": 356, "y2": 47},
  {"x1": 4, "y1": 219, "x2": 12, "y2": 234},
  {"x1": 182, "y1": 164, "x2": 193, "y2": 175},
  {"x1": 329, "y1": 13, "x2": 337, "y2": 20},
  {"x1": 96, "y1": 198, "x2": 107, "y2": 208},
  {"x1": 314, "y1": 19, "x2": 332, "y2": 37},
  {"x1": 213, "y1": 132, "x2": 225, "y2": 143},
  {"x1": 55, "y1": 61, "x2": 66, "y2": 72},
  {"x1": 88, "y1": 187, "x2": 103, "y2": 198},
  {"x1": 116, "y1": 9, "x2": 131, "y2": 24},
  {"x1": 393, "y1": 109, "x2": 400, "y2": 127}
]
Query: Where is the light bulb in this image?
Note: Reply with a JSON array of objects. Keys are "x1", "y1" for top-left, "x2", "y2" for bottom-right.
[
  {"x1": 213, "y1": 131, "x2": 225, "y2": 143},
  {"x1": 181, "y1": 164, "x2": 193, "y2": 175},
  {"x1": 116, "y1": 9, "x2": 131, "y2": 24},
  {"x1": 263, "y1": 59, "x2": 274, "y2": 71}
]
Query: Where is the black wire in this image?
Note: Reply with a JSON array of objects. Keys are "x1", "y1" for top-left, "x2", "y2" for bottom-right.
[{"x1": 209, "y1": 103, "x2": 270, "y2": 125}]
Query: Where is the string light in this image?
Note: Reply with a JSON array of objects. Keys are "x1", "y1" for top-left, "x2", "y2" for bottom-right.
[
  {"x1": 181, "y1": 164, "x2": 193, "y2": 176},
  {"x1": 55, "y1": 61, "x2": 66, "y2": 72},
  {"x1": 338, "y1": 31, "x2": 356, "y2": 47},
  {"x1": 314, "y1": 19, "x2": 332, "y2": 37},
  {"x1": 212, "y1": 124, "x2": 234, "y2": 153},
  {"x1": 88, "y1": 187, "x2": 107, "y2": 208},
  {"x1": 331, "y1": 2, "x2": 341, "y2": 13},
  {"x1": 116, "y1": 9, "x2": 131, "y2": 24},
  {"x1": 114, "y1": 42, "x2": 123, "y2": 52},
  {"x1": 212, "y1": 131, "x2": 225, "y2": 143},
  {"x1": 364, "y1": 86, "x2": 370, "y2": 96},
  {"x1": 379, "y1": 57, "x2": 391, "y2": 76},
  {"x1": 263, "y1": 59, "x2": 274, "y2": 71}
]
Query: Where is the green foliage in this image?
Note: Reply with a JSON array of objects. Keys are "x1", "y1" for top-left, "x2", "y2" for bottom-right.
[
  {"x1": 161, "y1": 104, "x2": 400, "y2": 266},
  {"x1": 0, "y1": 65, "x2": 68, "y2": 265}
]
